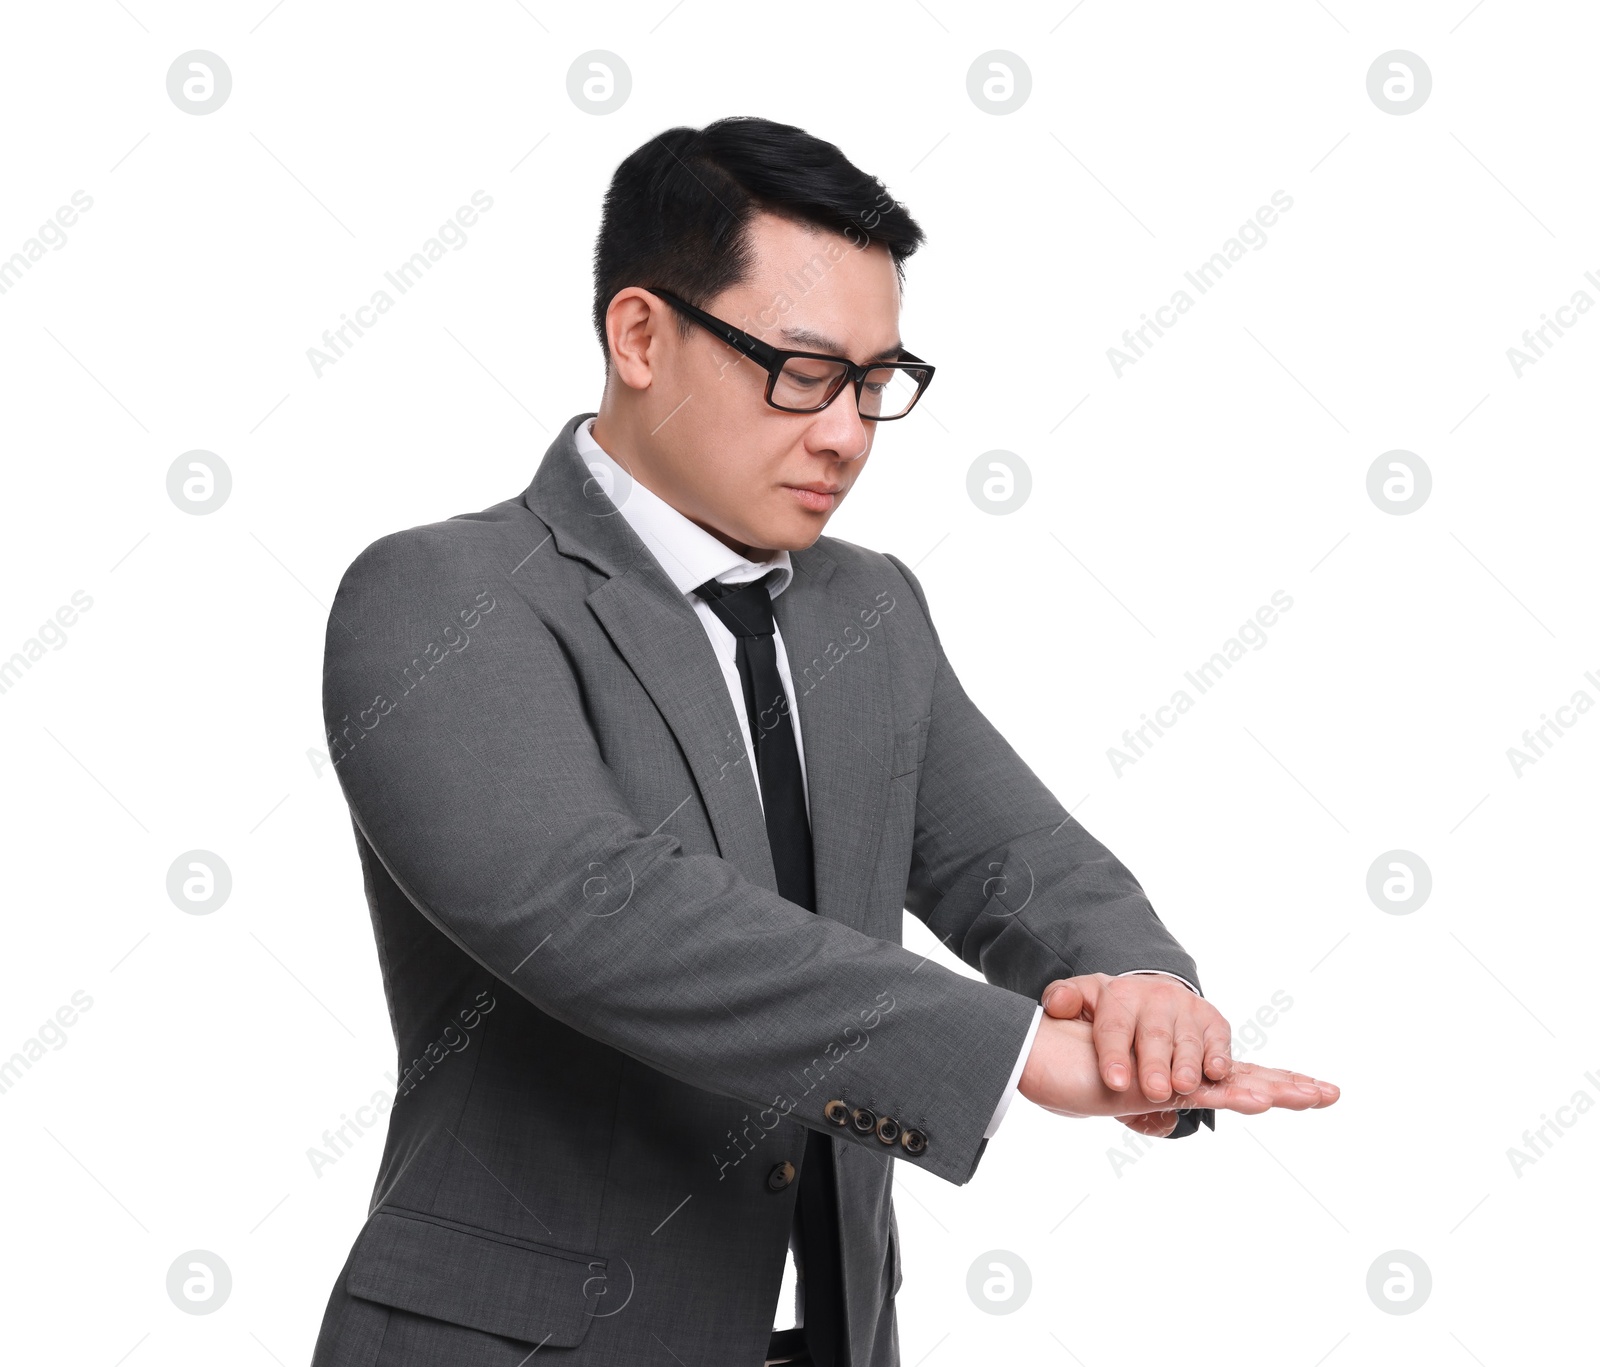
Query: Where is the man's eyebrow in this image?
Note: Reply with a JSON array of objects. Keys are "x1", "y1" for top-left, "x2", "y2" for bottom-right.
[{"x1": 776, "y1": 326, "x2": 904, "y2": 363}]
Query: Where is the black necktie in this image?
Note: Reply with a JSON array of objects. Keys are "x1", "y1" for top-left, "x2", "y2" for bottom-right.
[{"x1": 694, "y1": 570, "x2": 845, "y2": 1367}]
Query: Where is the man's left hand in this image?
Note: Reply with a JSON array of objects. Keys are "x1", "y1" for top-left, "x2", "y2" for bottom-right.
[{"x1": 1040, "y1": 973, "x2": 1233, "y2": 1132}]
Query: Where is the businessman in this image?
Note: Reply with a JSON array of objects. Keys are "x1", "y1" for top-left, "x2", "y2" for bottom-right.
[{"x1": 310, "y1": 117, "x2": 1338, "y2": 1367}]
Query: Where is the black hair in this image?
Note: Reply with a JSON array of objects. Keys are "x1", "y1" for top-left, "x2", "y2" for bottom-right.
[{"x1": 590, "y1": 116, "x2": 925, "y2": 363}]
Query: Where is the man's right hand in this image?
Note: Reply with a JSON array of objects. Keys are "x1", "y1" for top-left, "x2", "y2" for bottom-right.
[{"x1": 1018, "y1": 1015, "x2": 1339, "y2": 1121}]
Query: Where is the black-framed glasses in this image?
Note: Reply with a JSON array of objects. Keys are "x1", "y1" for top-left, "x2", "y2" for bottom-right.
[{"x1": 640, "y1": 286, "x2": 935, "y2": 421}]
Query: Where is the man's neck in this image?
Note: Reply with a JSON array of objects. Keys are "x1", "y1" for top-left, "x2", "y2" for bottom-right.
[{"x1": 590, "y1": 411, "x2": 774, "y2": 563}]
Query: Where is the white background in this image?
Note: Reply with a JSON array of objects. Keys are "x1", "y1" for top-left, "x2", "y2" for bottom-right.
[{"x1": 1, "y1": 2, "x2": 1595, "y2": 1363}]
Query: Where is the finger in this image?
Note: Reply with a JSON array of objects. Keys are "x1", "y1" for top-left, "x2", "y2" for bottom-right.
[
  {"x1": 1132, "y1": 1008, "x2": 1178, "y2": 1104},
  {"x1": 1194, "y1": 1062, "x2": 1339, "y2": 1113},
  {"x1": 1249, "y1": 1062, "x2": 1340, "y2": 1106},
  {"x1": 1092, "y1": 995, "x2": 1138, "y2": 1092},
  {"x1": 1298, "y1": 1074, "x2": 1340, "y2": 1106},
  {"x1": 1188, "y1": 1076, "x2": 1275, "y2": 1115},
  {"x1": 1201, "y1": 1015, "x2": 1233, "y2": 1080},
  {"x1": 1276, "y1": 1068, "x2": 1340, "y2": 1105},
  {"x1": 1169, "y1": 1010, "x2": 1208, "y2": 1095}
]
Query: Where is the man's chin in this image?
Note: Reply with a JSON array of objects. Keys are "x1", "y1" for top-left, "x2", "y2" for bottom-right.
[
  {"x1": 760, "y1": 515, "x2": 830, "y2": 553},
  {"x1": 722, "y1": 502, "x2": 836, "y2": 557}
]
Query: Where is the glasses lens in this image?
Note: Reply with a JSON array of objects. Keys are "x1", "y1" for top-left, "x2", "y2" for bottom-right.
[
  {"x1": 773, "y1": 357, "x2": 929, "y2": 417},
  {"x1": 859, "y1": 364, "x2": 929, "y2": 420},
  {"x1": 773, "y1": 356, "x2": 849, "y2": 411}
]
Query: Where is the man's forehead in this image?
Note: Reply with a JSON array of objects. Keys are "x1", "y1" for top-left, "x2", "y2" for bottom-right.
[{"x1": 737, "y1": 219, "x2": 903, "y2": 360}]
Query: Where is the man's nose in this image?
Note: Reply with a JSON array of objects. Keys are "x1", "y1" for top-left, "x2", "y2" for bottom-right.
[{"x1": 809, "y1": 386, "x2": 870, "y2": 461}]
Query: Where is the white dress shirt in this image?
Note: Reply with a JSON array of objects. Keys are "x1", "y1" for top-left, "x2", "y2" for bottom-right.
[{"x1": 573, "y1": 416, "x2": 1197, "y2": 1324}]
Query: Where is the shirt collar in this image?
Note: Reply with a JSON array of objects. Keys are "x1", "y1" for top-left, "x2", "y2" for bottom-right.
[{"x1": 574, "y1": 415, "x2": 793, "y2": 600}]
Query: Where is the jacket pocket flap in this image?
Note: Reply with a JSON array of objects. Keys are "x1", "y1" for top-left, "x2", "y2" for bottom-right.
[{"x1": 345, "y1": 1207, "x2": 606, "y2": 1347}]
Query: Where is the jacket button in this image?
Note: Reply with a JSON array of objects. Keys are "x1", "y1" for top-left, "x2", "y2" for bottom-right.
[
  {"x1": 900, "y1": 1128, "x2": 928, "y2": 1156},
  {"x1": 850, "y1": 1106, "x2": 877, "y2": 1136},
  {"x1": 767, "y1": 1161, "x2": 796, "y2": 1191},
  {"x1": 875, "y1": 1114, "x2": 900, "y2": 1145},
  {"x1": 823, "y1": 1099, "x2": 850, "y2": 1127}
]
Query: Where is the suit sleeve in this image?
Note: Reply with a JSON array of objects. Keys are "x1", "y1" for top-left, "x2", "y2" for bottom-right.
[
  {"x1": 982, "y1": 1004, "x2": 1042, "y2": 1138},
  {"x1": 322, "y1": 529, "x2": 1040, "y2": 1183},
  {"x1": 883, "y1": 552, "x2": 1214, "y2": 1138}
]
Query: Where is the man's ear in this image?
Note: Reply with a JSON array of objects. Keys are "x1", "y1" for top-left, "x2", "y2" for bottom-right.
[{"x1": 605, "y1": 287, "x2": 664, "y2": 394}]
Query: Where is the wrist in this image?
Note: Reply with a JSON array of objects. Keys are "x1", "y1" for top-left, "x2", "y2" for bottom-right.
[{"x1": 1018, "y1": 1014, "x2": 1090, "y2": 1106}]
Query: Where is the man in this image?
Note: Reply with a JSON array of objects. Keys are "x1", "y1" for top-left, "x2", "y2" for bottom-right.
[{"x1": 310, "y1": 117, "x2": 1338, "y2": 1367}]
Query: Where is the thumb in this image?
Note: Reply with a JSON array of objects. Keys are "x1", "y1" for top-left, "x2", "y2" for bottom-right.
[
  {"x1": 1042, "y1": 979, "x2": 1086, "y2": 1018},
  {"x1": 1119, "y1": 1111, "x2": 1180, "y2": 1137}
]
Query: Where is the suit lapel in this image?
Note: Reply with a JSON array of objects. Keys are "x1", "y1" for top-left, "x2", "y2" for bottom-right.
[
  {"x1": 522, "y1": 414, "x2": 894, "y2": 931},
  {"x1": 587, "y1": 571, "x2": 779, "y2": 896}
]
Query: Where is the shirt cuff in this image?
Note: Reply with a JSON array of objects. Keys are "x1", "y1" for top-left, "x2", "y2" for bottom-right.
[
  {"x1": 1117, "y1": 968, "x2": 1200, "y2": 996},
  {"x1": 983, "y1": 1003, "x2": 1043, "y2": 1139}
]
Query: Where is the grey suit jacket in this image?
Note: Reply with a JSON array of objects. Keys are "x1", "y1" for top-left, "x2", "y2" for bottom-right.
[{"x1": 309, "y1": 411, "x2": 1211, "y2": 1367}]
